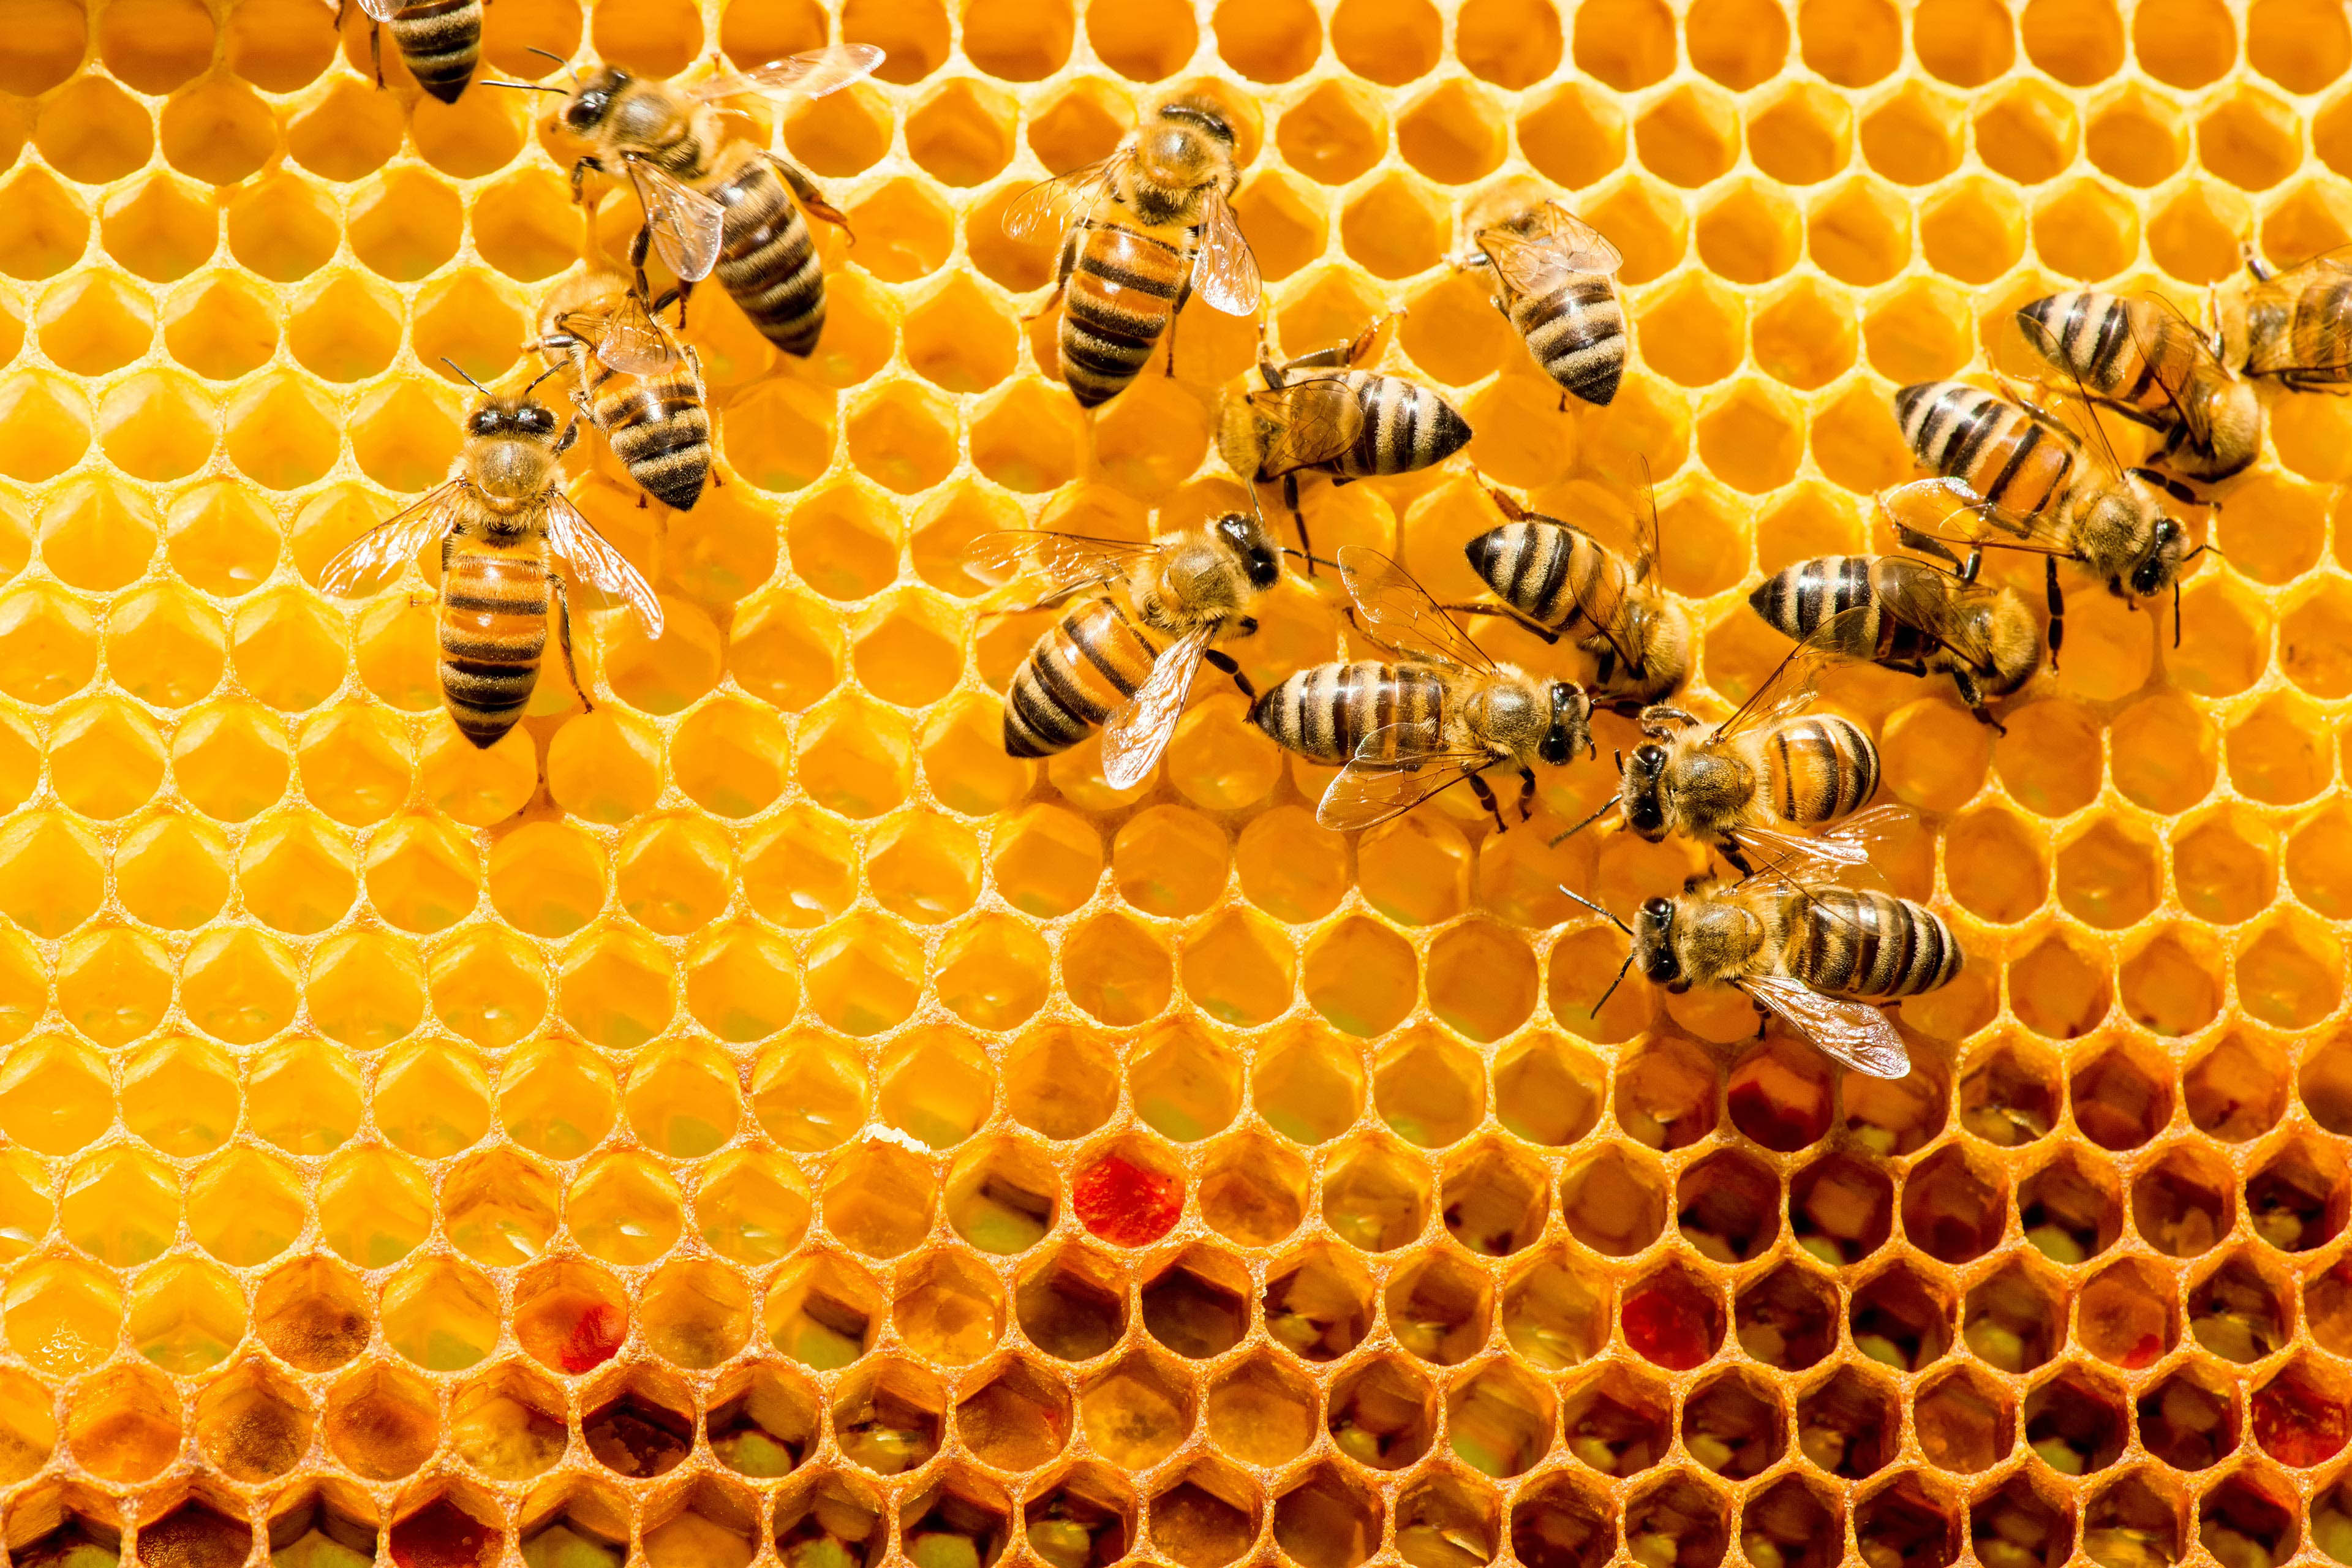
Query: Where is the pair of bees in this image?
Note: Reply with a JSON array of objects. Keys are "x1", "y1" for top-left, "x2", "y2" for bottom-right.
[{"x1": 1009, "y1": 91, "x2": 1628, "y2": 415}]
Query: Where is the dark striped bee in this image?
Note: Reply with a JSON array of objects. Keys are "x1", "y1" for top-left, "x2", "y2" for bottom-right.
[
  {"x1": 506, "y1": 45, "x2": 883, "y2": 356},
  {"x1": 532, "y1": 267, "x2": 711, "y2": 511},
  {"x1": 1462, "y1": 476, "x2": 1691, "y2": 711},
  {"x1": 1251, "y1": 548, "x2": 1589, "y2": 834},
  {"x1": 1890, "y1": 379, "x2": 2201, "y2": 657},
  {"x1": 321, "y1": 368, "x2": 664, "y2": 748},
  {"x1": 2016, "y1": 290, "x2": 2260, "y2": 481},
  {"x1": 1561, "y1": 606, "x2": 1895, "y2": 876},
  {"x1": 970, "y1": 513, "x2": 1283, "y2": 788},
  {"x1": 1461, "y1": 200, "x2": 1626, "y2": 408},
  {"x1": 346, "y1": 0, "x2": 480, "y2": 102},
  {"x1": 1005, "y1": 94, "x2": 1263, "y2": 409},
  {"x1": 1748, "y1": 543, "x2": 2043, "y2": 731},
  {"x1": 1569, "y1": 861, "x2": 1961, "y2": 1080},
  {"x1": 2217, "y1": 247, "x2": 2352, "y2": 392},
  {"x1": 1219, "y1": 315, "x2": 1474, "y2": 565}
]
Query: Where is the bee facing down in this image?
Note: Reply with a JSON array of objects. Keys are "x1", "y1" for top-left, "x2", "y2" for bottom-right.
[
  {"x1": 1006, "y1": 94, "x2": 1263, "y2": 409},
  {"x1": 346, "y1": 0, "x2": 481, "y2": 102},
  {"x1": 1748, "y1": 548, "x2": 2043, "y2": 730},
  {"x1": 532, "y1": 267, "x2": 712, "y2": 511},
  {"x1": 2015, "y1": 290, "x2": 2260, "y2": 482},
  {"x1": 1567, "y1": 606, "x2": 1893, "y2": 876},
  {"x1": 1889, "y1": 379, "x2": 2201, "y2": 657},
  {"x1": 1461, "y1": 200, "x2": 1627, "y2": 408},
  {"x1": 2216, "y1": 247, "x2": 2352, "y2": 392},
  {"x1": 503, "y1": 45, "x2": 883, "y2": 357},
  {"x1": 1462, "y1": 476, "x2": 1691, "y2": 712},
  {"x1": 1251, "y1": 548, "x2": 1589, "y2": 834},
  {"x1": 1219, "y1": 316, "x2": 1473, "y2": 564},
  {"x1": 1569, "y1": 862, "x2": 1962, "y2": 1081},
  {"x1": 322, "y1": 368, "x2": 665, "y2": 748},
  {"x1": 971, "y1": 512, "x2": 1284, "y2": 789}
]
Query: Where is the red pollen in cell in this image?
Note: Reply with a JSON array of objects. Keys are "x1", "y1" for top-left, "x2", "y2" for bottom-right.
[
  {"x1": 1074, "y1": 1152, "x2": 1183, "y2": 1246},
  {"x1": 1623, "y1": 1287, "x2": 1710, "y2": 1370},
  {"x1": 389, "y1": 1499, "x2": 498, "y2": 1568},
  {"x1": 559, "y1": 1301, "x2": 627, "y2": 1374},
  {"x1": 2253, "y1": 1374, "x2": 2349, "y2": 1467},
  {"x1": 2119, "y1": 1333, "x2": 2164, "y2": 1371}
]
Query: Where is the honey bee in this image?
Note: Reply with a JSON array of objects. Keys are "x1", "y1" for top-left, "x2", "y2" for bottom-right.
[
  {"x1": 1251, "y1": 548, "x2": 1590, "y2": 833},
  {"x1": 345, "y1": 0, "x2": 481, "y2": 102},
  {"x1": 1748, "y1": 543, "x2": 2043, "y2": 731},
  {"x1": 969, "y1": 511, "x2": 1285, "y2": 788},
  {"x1": 1564, "y1": 606, "x2": 1895, "y2": 876},
  {"x1": 2016, "y1": 290, "x2": 2260, "y2": 481},
  {"x1": 1460, "y1": 200, "x2": 1626, "y2": 408},
  {"x1": 1462, "y1": 475, "x2": 1691, "y2": 712},
  {"x1": 1219, "y1": 316, "x2": 1474, "y2": 564},
  {"x1": 322, "y1": 367, "x2": 665, "y2": 748},
  {"x1": 1005, "y1": 94, "x2": 1263, "y2": 409},
  {"x1": 531, "y1": 268, "x2": 711, "y2": 512},
  {"x1": 504, "y1": 45, "x2": 883, "y2": 356},
  {"x1": 1568, "y1": 856, "x2": 1961, "y2": 1082},
  {"x1": 2216, "y1": 247, "x2": 2352, "y2": 392},
  {"x1": 1890, "y1": 379, "x2": 2202, "y2": 657}
]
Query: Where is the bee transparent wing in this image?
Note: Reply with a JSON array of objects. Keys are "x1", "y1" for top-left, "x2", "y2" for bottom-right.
[
  {"x1": 962, "y1": 530, "x2": 1158, "y2": 595},
  {"x1": 1713, "y1": 605, "x2": 1875, "y2": 742},
  {"x1": 1245, "y1": 377, "x2": 1357, "y2": 472},
  {"x1": 1191, "y1": 189, "x2": 1262, "y2": 317},
  {"x1": 1479, "y1": 203, "x2": 1624, "y2": 298},
  {"x1": 594, "y1": 291, "x2": 682, "y2": 375},
  {"x1": 1730, "y1": 805, "x2": 1914, "y2": 888},
  {"x1": 628, "y1": 160, "x2": 725, "y2": 284},
  {"x1": 543, "y1": 493, "x2": 664, "y2": 638},
  {"x1": 320, "y1": 480, "x2": 464, "y2": 597},
  {"x1": 1872, "y1": 553, "x2": 2007, "y2": 676},
  {"x1": 355, "y1": 0, "x2": 400, "y2": 20},
  {"x1": 1879, "y1": 477, "x2": 2073, "y2": 557},
  {"x1": 1337, "y1": 546, "x2": 1495, "y2": 671},
  {"x1": 1001, "y1": 156, "x2": 1123, "y2": 243},
  {"x1": 691, "y1": 43, "x2": 888, "y2": 102},
  {"x1": 1742, "y1": 974, "x2": 1911, "y2": 1079},
  {"x1": 1100, "y1": 623, "x2": 1215, "y2": 790},
  {"x1": 2127, "y1": 292, "x2": 2233, "y2": 450},
  {"x1": 1318, "y1": 725, "x2": 1490, "y2": 832}
]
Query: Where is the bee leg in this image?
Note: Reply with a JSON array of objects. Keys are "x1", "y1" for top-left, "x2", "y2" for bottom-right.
[
  {"x1": 370, "y1": 20, "x2": 383, "y2": 88},
  {"x1": 1950, "y1": 665, "x2": 2006, "y2": 734},
  {"x1": 1283, "y1": 472, "x2": 1314, "y2": 577},
  {"x1": 1466, "y1": 769, "x2": 1509, "y2": 834},
  {"x1": 551, "y1": 576, "x2": 592, "y2": 715},
  {"x1": 1517, "y1": 766, "x2": 1537, "y2": 823},
  {"x1": 625, "y1": 223, "x2": 655, "y2": 311},
  {"x1": 2043, "y1": 556, "x2": 2065, "y2": 669},
  {"x1": 1436, "y1": 602, "x2": 1561, "y2": 644},
  {"x1": 769, "y1": 154, "x2": 855, "y2": 242},
  {"x1": 2128, "y1": 466, "x2": 2206, "y2": 510},
  {"x1": 1202, "y1": 648, "x2": 1256, "y2": 700},
  {"x1": 569, "y1": 156, "x2": 603, "y2": 208},
  {"x1": 1345, "y1": 312, "x2": 1402, "y2": 369},
  {"x1": 1718, "y1": 841, "x2": 1754, "y2": 878}
]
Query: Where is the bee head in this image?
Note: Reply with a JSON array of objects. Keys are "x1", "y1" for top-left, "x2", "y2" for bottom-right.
[
  {"x1": 564, "y1": 67, "x2": 628, "y2": 135},
  {"x1": 1139, "y1": 100, "x2": 1234, "y2": 189},
  {"x1": 1539, "y1": 681, "x2": 1589, "y2": 767},
  {"x1": 1635, "y1": 894, "x2": 1681, "y2": 987},
  {"x1": 2130, "y1": 514, "x2": 2188, "y2": 598},
  {"x1": 1212, "y1": 511, "x2": 1281, "y2": 591},
  {"x1": 1621, "y1": 741, "x2": 1669, "y2": 838}
]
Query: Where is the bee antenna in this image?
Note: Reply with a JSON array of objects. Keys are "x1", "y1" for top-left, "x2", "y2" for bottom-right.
[
  {"x1": 2174, "y1": 576, "x2": 2183, "y2": 650},
  {"x1": 522, "y1": 45, "x2": 582, "y2": 85},
  {"x1": 1557, "y1": 884, "x2": 1633, "y2": 936},
  {"x1": 520, "y1": 363, "x2": 564, "y2": 399},
  {"x1": 1548, "y1": 790, "x2": 1619, "y2": 848},
  {"x1": 441, "y1": 357, "x2": 490, "y2": 394},
  {"x1": 481, "y1": 80, "x2": 568, "y2": 94},
  {"x1": 1279, "y1": 548, "x2": 1343, "y2": 571},
  {"x1": 1591, "y1": 950, "x2": 1636, "y2": 1016}
]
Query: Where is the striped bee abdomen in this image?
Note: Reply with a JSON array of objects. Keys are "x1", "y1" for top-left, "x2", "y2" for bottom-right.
[
  {"x1": 2018, "y1": 292, "x2": 2144, "y2": 399},
  {"x1": 388, "y1": 0, "x2": 480, "y2": 103},
  {"x1": 1062, "y1": 226, "x2": 1186, "y2": 408},
  {"x1": 1749, "y1": 557, "x2": 1937, "y2": 666},
  {"x1": 592, "y1": 368, "x2": 710, "y2": 511},
  {"x1": 1466, "y1": 521, "x2": 1624, "y2": 635},
  {"x1": 1792, "y1": 889, "x2": 1961, "y2": 1000},
  {"x1": 1761, "y1": 714, "x2": 1879, "y2": 824},
  {"x1": 1250, "y1": 662, "x2": 1449, "y2": 766},
  {"x1": 1002, "y1": 598, "x2": 1161, "y2": 759},
  {"x1": 709, "y1": 153, "x2": 824, "y2": 357},
  {"x1": 1894, "y1": 380, "x2": 2073, "y2": 517},
  {"x1": 1340, "y1": 375, "x2": 1472, "y2": 479},
  {"x1": 1515, "y1": 275, "x2": 1624, "y2": 406},
  {"x1": 2283, "y1": 277, "x2": 2352, "y2": 379},
  {"x1": 439, "y1": 550, "x2": 548, "y2": 747}
]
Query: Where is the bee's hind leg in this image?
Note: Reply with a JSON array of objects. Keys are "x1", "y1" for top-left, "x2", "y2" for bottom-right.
[
  {"x1": 2044, "y1": 556, "x2": 2065, "y2": 669},
  {"x1": 625, "y1": 223, "x2": 655, "y2": 309},
  {"x1": 1467, "y1": 770, "x2": 1509, "y2": 834},
  {"x1": 1516, "y1": 766, "x2": 1537, "y2": 822},
  {"x1": 551, "y1": 576, "x2": 592, "y2": 716},
  {"x1": 1203, "y1": 647, "x2": 1255, "y2": 700},
  {"x1": 1283, "y1": 472, "x2": 1314, "y2": 576}
]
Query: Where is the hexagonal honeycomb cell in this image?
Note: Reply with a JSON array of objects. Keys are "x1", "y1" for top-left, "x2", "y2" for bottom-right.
[{"x1": 0, "y1": 0, "x2": 2345, "y2": 1561}]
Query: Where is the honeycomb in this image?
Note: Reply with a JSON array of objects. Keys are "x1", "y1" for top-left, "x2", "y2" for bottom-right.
[{"x1": 2, "y1": 0, "x2": 2352, "y2": 1563}]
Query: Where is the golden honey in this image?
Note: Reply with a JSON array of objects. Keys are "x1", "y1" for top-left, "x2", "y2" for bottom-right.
[{"x1": 0, "y1": 0, "x2": 2348, "y2": 1564}]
